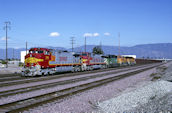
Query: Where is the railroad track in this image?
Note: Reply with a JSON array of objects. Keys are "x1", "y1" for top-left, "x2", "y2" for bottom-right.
[
  {"x1": 0, "y1": 76, "x2": 24, "y2": 82},
  {"x1": 0, "y1": 74, "x2": 19, "y2": 78},
  {"x1": 0, "y1": 66, "x2": 126, "y2": 85},
  {"x1": 0, "y1": 64, "x2": 155, "y2": 98},
  {"x1": 0, "y1": 64, "x2": 148, "y2": 87},
  {"x1": 0, "y1": 64, "x2": 156, "y2": 94},
  {"x1": 0, "y1": 64, "x2": 146, "y2": 83},
  {"x1": 0, "y1": 63, "x2": 161, "y2": 113}
]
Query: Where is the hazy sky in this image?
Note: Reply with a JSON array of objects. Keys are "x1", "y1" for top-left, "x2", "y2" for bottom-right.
[{"x1": 0, "y1": 0, "x2": 172, "y2": 49}]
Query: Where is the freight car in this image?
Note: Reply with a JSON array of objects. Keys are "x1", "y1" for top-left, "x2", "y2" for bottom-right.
[
  {"x1": 135, "y1": 58, "x2": 162, "y2": 64},
  {"x1": 21, "y1": 48, "x2": 106, "y2": 76}
]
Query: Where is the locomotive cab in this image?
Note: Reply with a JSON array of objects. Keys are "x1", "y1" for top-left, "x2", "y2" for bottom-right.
[
  {"x1": 22, "y1": 48, "x2": 56, "y2": 76},
  {"x1": 25, "y1": 48, "x2": 51, "y2": 67},
  {"x1": 80, "y1": 52, "x2": 92, "y2": 65}
]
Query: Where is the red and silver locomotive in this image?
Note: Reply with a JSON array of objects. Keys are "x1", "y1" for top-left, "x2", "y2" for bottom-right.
[{"x1": 22, "y1": 48, "x2": 106, "y2": 76}]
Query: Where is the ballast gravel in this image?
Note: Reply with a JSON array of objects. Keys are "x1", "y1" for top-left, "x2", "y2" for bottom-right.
[
  {"x1": 0, "y1": 66, "x2": 152, "y2": 105},
  {"x1": 126, "y1": 61, "x2": 172, "y2": 113},
  {"x1": 1, "y1": 62, "x2": 171, "y2": 113},
  {"x1": 161, "y1": 62, "x2": 172, "y2": 82},
  {"x1": 0, "y1": 64, "x2": 21, "y2": 74},
  {"x1": 96, "y1": 80, "x2": 172, "y2": 113},
  {"x1": 128, "y1": 92, "x2": 172, "y2": 112},
  {"x1": 24, "y1": 65, "x2": 158, "y2": 113},
  {"x1": 0, "y1": 65, "x2": 143, "y2": 92}
]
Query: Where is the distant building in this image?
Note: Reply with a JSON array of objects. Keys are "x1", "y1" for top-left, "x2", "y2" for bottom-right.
[
  {"x1": 122, "y1": 55, "x2": 136, "y2": 59},
  {"x1": 20, "y1": 51, "x2": 29, "y2": 63}
]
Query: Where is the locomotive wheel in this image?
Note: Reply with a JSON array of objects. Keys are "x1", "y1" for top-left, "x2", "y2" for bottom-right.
[
  {"x1": 74, "y1": 67, "x2": 78, "y2": 72},
  {"x1": 77, "y1": 66, "x2": 81, "y2": 72},
  {"x1": 72, "y1": 68, "x2": 75, "y2": 73},
  {"x1": 90, "y1": 66, "x2": 93, "y2": 71}
]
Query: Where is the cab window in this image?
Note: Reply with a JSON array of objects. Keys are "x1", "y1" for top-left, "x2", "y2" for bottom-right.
[
  {"x1": 82, "y1": 53, "x2": 87, "y2": 56},
  {"x1": 29, "y1": 50, "x2": 43, "y2": 54},
  {"x1": 29, "y1": 51, "x2": 35, "y2": 53},
  {"x1": 38, "y1": 51, "x2": 43, "y2": 53},
  {"x1": 44, "y1": 51, "x2": 50, "y2": 55}
]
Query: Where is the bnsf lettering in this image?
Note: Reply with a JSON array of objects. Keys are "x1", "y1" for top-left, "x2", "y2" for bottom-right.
[{"x1": 59, "y1": 57, "x2": 67, "y2": 61}]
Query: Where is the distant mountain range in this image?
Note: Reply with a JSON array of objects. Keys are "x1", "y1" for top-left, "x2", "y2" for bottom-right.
[{"x1": 0, "y1": 43, "x2": 172, "y2": 59}]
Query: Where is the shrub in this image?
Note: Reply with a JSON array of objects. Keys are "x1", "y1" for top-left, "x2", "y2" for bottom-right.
[
  {"x1": 19, "y1": 62, "x2": 24, "y2": 67},
  {"x1": 1, "y1": 60, "x2": 7, "y2": 64}
]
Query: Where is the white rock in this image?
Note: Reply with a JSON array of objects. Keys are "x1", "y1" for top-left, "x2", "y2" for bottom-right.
[{"x1": 98, "y1": 80, "x2": 172, "y2": 113}]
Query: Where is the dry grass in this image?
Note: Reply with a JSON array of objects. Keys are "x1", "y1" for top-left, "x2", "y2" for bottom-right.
[
  {"x1": 151, "y1": 66, "x2": 168, "y2": 81},
  {"x1": 150, "y1": 73, "x2": 157, "y2": 77},
  {"x1": 151, "y1": 76, "x2": 161, "y2": 81}
]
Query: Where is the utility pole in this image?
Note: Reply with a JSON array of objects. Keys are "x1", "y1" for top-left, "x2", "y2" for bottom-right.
[
  {"x1": 26, "y1": 41, "x2": 28, "y2": 55},
  {"x1": 100, "y1": 41, "x2": 102, "y2": 50},
  {"x1": 118, "y1": 32, "x2": 120, "y2": 57},
  {"x1": 13, "y1": 48, "x2": 14, "y2": 60},
  {"x1": 70, "y1": 37, "x2": 75, "y2": 52},
  {"x1": 4, "y1": 21, "x2": 11, "y2": 68},
  {"x1": 85, "y1": 37, "x2": 86, "y2": 53}
]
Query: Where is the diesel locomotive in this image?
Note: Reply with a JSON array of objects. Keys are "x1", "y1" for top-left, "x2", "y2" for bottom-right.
[{"x1": 21, "y1": 48, "x2": 136, "y2": 76}]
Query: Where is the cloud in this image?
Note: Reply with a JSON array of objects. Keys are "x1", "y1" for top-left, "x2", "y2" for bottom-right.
[
  {"x1": 83, "y1": 33, "x2": 93, "y2": 37},
  {"x1": 93, "y1": 33, "x2": 99, "y2": 37},
  {"x1": 104, "y1": 32, "x2": 110, "y2": 36},
  {"x1": 1, "y1": 37, "x2": 10, "y2": 40},
  {"x1": 83, "y1": 33, "x2": 99, "y2": 37},
  {"x1": 49, "y1": 32, "x2": 60, "y2": 37}
]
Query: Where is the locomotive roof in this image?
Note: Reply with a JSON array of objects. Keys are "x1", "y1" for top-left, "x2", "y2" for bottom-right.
[{"x1": 29, "y1": 48, "x2": 50, "y2": 51}]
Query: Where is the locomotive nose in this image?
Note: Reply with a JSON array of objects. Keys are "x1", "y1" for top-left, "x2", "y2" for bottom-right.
[
  {"x1": 25, "y1": 57, "x2": 38, "y2": 64},
  {"x1": 25, "y1": 54, "x2": 44, "y2": 67}
]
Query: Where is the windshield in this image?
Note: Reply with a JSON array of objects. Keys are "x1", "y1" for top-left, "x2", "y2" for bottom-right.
[
  {"x1": 38, "y1": 51, "x2": 43, "y2": 53},
  {"x1": 29, "y1": 50, "x2": 44, "y2": 54},
  {"x1": 82, "y1": 53, "x2": 87, "y2": 56},
  {"x1": 29, "y1": 51, "x2": 35, "y2": 53}
]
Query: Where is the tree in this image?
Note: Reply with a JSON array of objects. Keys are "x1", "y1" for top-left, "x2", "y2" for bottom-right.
[{"x1": 92, "y1": 46, "x2": 104, "y2": 55}]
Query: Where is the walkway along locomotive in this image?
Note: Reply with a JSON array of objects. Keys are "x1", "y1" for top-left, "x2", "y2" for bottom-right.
[{"x1": 21, "y1": 48, "x2": 136, "y2": 76}]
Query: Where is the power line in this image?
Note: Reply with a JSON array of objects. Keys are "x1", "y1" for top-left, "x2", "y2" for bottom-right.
[
  {"x1": 26, "y1": 41, "x2": 28, "y2": 55},
  {"x1": 85, "y1": 37, "x2": 86, "y2": 53},
  {"x1": 3, "y1": 21, "x2": 11, "y2": 68},
  {"x1": 118, "y1": 32, "x2": 120, "y2": 57},
  {"x1": 100, "y1": 41, "x2": 102, "y2": 50},
  {"x1": 13, "y1": 48, "x2": 14, "y2": 59},
  {"x1": 70, "y1": 37, "x2": 75, "y2": 52}
]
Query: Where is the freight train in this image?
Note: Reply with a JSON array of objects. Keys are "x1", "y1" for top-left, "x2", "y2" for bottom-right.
[{"x1": 21, "y1": 48, "x2": 136, "y2": 76}]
